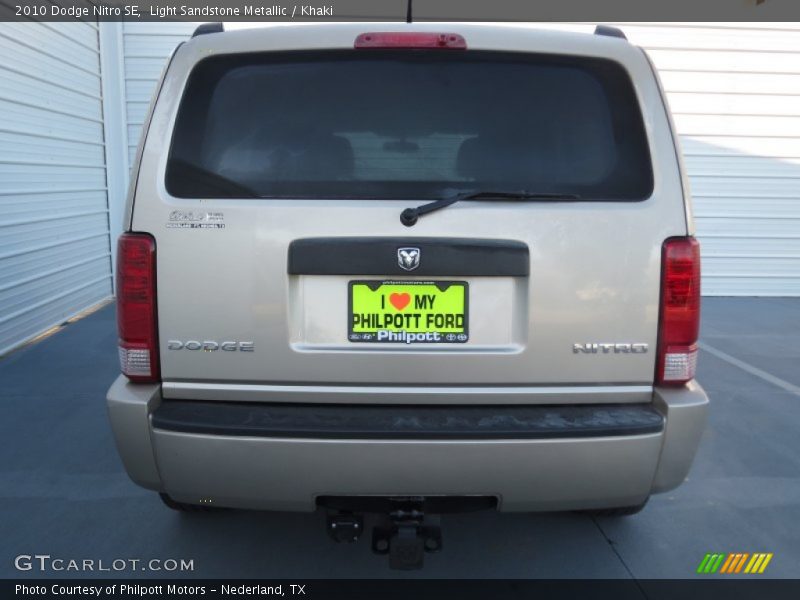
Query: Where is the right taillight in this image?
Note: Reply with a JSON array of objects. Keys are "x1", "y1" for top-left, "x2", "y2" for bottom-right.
[
  {"x1": 657, "y1": 237, "x2": 701, "y2": 385},
  {"x1": 116, "y1": 233, "x2": 159, "y2": 383}
]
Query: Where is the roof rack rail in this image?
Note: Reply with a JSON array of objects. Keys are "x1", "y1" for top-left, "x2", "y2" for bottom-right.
[
  {"x1": 192, "y1": 22, "x2": 224, "y2": 38},
  {"x1": 594, "y1": 25, "x2": 627, "y2": 41}
]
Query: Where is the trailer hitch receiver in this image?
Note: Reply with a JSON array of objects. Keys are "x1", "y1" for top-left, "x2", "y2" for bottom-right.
[{"x1": 371, "y1": 509, "x2": 442, "y2": 570}]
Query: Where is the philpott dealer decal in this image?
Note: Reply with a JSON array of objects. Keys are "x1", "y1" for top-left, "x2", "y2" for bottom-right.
[{"x1": 166, "y1": 210, "x2": 225, "y2": 229}]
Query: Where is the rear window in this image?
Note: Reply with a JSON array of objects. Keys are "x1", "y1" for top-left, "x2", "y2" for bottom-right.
[{"x1": 166, "y1": 50, "x2": 653, "y2": 200}]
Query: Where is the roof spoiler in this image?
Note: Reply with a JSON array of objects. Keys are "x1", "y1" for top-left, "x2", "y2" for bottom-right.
[
  {"x1": 594, "y1": 25, "x2": 627, "y2": 41},
  {"x1": 192, "y1": 22, "x2": 224, "y2": 38}
]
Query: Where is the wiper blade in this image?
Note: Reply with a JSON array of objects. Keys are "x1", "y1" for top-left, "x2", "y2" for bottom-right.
[{"x1": 400, "y1": 190, "x2": 582, "y2": 226}]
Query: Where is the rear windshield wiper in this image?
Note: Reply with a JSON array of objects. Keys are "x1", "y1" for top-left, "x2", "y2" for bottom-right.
[{"x1": 400, "y1": 190, "x2": 582, "y2": 226}]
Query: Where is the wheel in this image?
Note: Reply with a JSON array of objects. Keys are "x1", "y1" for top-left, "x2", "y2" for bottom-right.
[
  {"x1": 158, "y1": 492, "x2": 220, "y2": 512},
  {"x1": 578, "y1": 498, "x2": 649, "y2": 517}
]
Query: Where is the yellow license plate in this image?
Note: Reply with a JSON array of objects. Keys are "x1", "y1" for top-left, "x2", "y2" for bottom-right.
[{"x1": 349, "y1": 280, "x2": 469, "y2": 343}]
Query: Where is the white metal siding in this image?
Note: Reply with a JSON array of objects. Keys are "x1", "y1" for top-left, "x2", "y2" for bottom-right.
[
  {"x1": 122, "y1": 22, "x2": 198, "y2": 167},
  {"x1": 0, "y1": 22, "x2": 112, "y2": 355},
  {"x1": 534, "y1": 22, "x2": 800, "y2": 296}
]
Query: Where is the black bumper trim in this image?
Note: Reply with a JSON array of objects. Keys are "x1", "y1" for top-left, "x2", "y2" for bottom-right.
[{"x1": 151, "y1": 401, "x2": 664, "y2": 440}]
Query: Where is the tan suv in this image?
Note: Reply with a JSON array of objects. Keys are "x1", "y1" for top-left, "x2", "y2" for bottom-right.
[{"x1": 107, "y1": 23, "x2": 708, "y2": 568}]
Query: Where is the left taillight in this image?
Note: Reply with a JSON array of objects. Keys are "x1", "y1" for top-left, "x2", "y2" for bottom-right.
[
  {"x1": 656, "y1": 237, "x2": 701, "y2": 386},
  {"x1": 116, "y1": 233, "x2": 159, "y2": 383}
]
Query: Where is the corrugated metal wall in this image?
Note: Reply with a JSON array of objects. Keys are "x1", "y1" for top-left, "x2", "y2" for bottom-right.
[
  {"x1": 536, "y1": 22, "x2": 800, "y2": 296},
  {"x1": 122, "y1": 22, "x2": 198, "y2": 167},
  {"x1": 0, "y1": 22, "x2": 112, "y2": 355}
]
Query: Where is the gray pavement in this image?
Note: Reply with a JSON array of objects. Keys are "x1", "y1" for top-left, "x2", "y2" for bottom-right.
[{"x1": 1, "y1": 298, "x2": 798, "y2": 578}]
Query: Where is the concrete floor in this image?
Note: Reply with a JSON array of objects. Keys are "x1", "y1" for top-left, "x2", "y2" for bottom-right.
[{"x1": 1, "y1": 298, "x2": 798, "y2": 578}]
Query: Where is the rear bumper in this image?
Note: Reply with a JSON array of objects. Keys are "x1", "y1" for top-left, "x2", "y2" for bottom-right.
[{"x1": 106, "y1": 376, "x2": 708, "y2": 512}]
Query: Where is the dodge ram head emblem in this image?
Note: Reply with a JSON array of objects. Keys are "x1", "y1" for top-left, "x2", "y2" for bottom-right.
[{"x1": 397, "y1": 247, "x2": 421, "y2": 271}]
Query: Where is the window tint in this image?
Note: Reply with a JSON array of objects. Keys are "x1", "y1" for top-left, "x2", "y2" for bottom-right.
[{"x1": 167, "y1": 51, "x2": 653, "y2": 200}]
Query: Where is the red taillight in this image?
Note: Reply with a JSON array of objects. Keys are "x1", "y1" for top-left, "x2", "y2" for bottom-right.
[
  {"x1": 354, "y1": 32, "x2": 467, "y2": 50},
  {"x1": 657, "y1": 237, "x2": 701, "y2": 385},
  {"x1": 116, "y1": 233, "x2": 159, "y2": 383}
]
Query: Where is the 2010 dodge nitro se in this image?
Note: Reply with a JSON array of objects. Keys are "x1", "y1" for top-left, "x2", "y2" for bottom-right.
[{"x1": 107, "y1": 23, "x2": 708, "y2": 567}]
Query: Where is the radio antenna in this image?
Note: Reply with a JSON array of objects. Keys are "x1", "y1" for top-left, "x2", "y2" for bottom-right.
[{"x1": 407, "y1": 0, "x2": 413, "y2": 23}]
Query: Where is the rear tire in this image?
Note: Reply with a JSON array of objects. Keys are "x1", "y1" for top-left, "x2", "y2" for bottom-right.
[
  {"x1": 579, "y1": 498, "x2": 649, "y2": 517},
  {"x1": 159, "y1": 492, "x2": 220, "y2": 513}
]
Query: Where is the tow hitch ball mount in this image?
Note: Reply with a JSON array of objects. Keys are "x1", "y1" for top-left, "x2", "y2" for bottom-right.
[
  {"x1": 326, "y1": 509, "x2": 442, "y2": 570},
  {"x1": 373, "y1": 510, "x2": 442, "y2": 570}
]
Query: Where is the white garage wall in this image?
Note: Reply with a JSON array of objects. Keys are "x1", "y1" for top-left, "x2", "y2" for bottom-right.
[
  {"x1": 122, "y1": 22, "x2": 199, "y2": 167},
  {"x1": 533, "y1": 22, "x2": 800, "y2": 296},
  {"x1": 0, "y1": 22, "x2": 113, "y2": 355}
]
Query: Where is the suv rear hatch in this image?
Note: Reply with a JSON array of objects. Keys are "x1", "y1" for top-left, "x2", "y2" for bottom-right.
[{"x1": 129, "y1": 26, "x2": 689, "y2": 397}]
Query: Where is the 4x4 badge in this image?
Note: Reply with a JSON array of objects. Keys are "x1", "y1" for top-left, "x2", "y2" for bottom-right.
[{"x1": 398, "y1": 247, "x2": 421, "y2": 271}]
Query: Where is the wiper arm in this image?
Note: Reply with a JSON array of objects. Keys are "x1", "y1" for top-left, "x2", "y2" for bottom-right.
[{"x1": 400, "y1": 190, "x2": 582, "y2": 226}]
